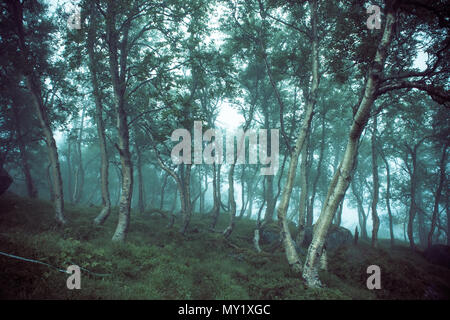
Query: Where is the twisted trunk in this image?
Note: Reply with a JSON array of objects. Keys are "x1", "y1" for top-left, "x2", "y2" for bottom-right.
[
  {"x1": 276, "y1": 0, "x2": 319, "y2": 274},
  {"x1": 88, "y1": 7, "x2": 112, "y2": 224},
  {"x1": 302, "y1": 6, "x2": 396, "y2": 287},
  {"x1": 106, "y1": 2, "x2": 133, "y2": 241}
]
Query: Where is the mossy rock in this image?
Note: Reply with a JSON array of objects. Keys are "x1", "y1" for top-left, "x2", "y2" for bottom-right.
[
  {"x1": 260, "y1": 221, "x2": 296, "y2": 246},
  {"x1": 302, "y1": 224, "x2": 353, "y2": 251}
]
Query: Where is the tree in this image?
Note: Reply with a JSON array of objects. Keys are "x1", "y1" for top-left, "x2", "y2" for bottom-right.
[
  {"x1": 86, "y1": 0, "x2": 112, "y2": 225},
  {"x1": 4, "y1": 0, "x2": 66, "y2": 224},
  {"x1": 302, "y1": 0, "x2": 397, "y2": 287},
  {"x1": 370, "y1": 115, "x2": 380, "y2": 247}
]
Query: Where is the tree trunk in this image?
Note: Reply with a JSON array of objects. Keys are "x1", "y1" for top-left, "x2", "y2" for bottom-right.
[
  {"x1": 302, "y1": 6, "x2": 396, "y2": 287},
  {"x1": 247, "y1": 195, "x2": 254, "y2": 219},
  {"x1": 178, "y1": 164, "x2": 192, "y2": 234},
  {"x1": 9, "y1": 0, "x2": 65, "y2": 224},
  {"x1": 46, "y1": 162, "x2": 54, "y2": 202},
  {"x1": 106, "y1": 3, "x2": 133, "y2": 242},
  {"x1": 239, "y1": 171, "x2": 249, "y2": 218},
  {"x1": 307, "y1": 114, "x2": 326, "y2": 228},
  {"x1": 223, "y1": 163, "x2": 237, "y2": 238},
  {"x1": 87, "y1": 3, "x2": 112, "y2": 225},
  {"x1": 254, "y1": 180, "x2": 267, "y2": 252},
  {"x1": 416, "y1": 191, "x2": 427, "y2": 247},
  {"x1": 276, "y1": 0, "x2": 319, "y2": 274},
  {"x1": 160, "y1": 172, "x2": 169, "y2": 210},
  {"x1": 210, "y1": 163, "x2": 221, "y2": 229},
  {"x1": 73, "y1": 104, "x2": 86, "y2": 204},
  {"x1": 136, "y1": 143, "x2": 145, "y2": 214},
  {"x1": 263, "y1": 175, "x2": 275, "y2": 222},
  {"x1": 370, "y1": 115, "x2": 380, "y2": 248},
  {"x1": 66, "y1": 139, "x2": 74, "y2": 203},
  {"x1": 200, "y1": 169, "x2": 207, "y2": 214},
  {"x1": 335, "y1": 201, "x2": 343, "y2": 227},
  {"x1": 406, "y1": 147, "x2": 418, "y2": 250},
  {"x1": 12, "y1": 106, "x2": 37, "y2": 198},
  {"x1": 380, "y1": 150, "x2": 395, "y2": 247},
  {"x1": 223, "y1": 119, "x2": 252, "y2": 238},
  {"x1": 86, "y1": 2, "x2": 111, "y2": 225},
  {"x1": 428, "y1": 144, "x2": 447, "y2": 248},
  {"x1": 352, "y1": 179, "x2": 368, "y2": 240},
  {"x1": 297, "y1": 140, "x2": 309, "y2": 245}
]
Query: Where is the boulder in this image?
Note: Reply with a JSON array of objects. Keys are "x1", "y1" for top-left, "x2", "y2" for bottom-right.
[
  {"x1": 424, "y1": 244, "x2": 450, "y2": 269},
  {"x1": 260, "y1": 221, "x2": 296, "y2": 246},
  {"x1": 260, "y1": 222, "x2": 353, "y2": 253},
  {"x1": 302, "y1": 225, "x2": 353, "y2": 251},
  {"x1": 260, "y1": 222, "x2": 281, "y2": 245},
  {"x1": 0, "y1": 168, "x2": 13, "y2": 196}
]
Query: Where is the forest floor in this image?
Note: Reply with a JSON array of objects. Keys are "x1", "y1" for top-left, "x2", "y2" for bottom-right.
[{"x1": 0, "y1": 192, "x2": 449, "y2": 300}]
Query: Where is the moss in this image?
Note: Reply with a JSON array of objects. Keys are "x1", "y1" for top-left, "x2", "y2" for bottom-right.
[{"x1": 0, "y1": 192, "x2": 449, "y2": 299}]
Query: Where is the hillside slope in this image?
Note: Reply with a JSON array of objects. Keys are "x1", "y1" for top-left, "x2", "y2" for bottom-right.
[{"x1": 0, "y1": 193, "x2": 448, "y2": 300}]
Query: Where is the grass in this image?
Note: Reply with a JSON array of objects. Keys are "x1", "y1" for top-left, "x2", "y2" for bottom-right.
[{"x1": 0, "y1": 192, "x2": 449, "y2": 300}]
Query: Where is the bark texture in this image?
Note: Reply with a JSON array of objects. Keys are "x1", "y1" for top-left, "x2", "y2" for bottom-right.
[{"x1": 302, "y1": 6, "x2": 396, "y2": 287}]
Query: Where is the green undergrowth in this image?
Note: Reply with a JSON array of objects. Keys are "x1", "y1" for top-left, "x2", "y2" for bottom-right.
[{"x1": 0, "y1": 192, "x2": 449, "y2": 300}]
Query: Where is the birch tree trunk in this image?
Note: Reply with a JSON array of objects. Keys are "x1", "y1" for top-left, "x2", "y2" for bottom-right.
[
  {"x1": 87, "y1": 3, "x2": 112, "y2": 225},
  {"x1": 352, "y1": 179, "x2": 368, "y2": 240},
  {"x1": 223, "y1": 162, "x2": 237, "y2": 238},
  {"x1": 275, "y1": 0, "x2": 319, "y2": 274},
  {"x1": 296, "y1": 140, "x2": 309, "y2": 245},
  {"x1": 73, "y1": 104, "x2": 86, "y2": 204},
  {"x1": 335, "y1": 202, "x2": 343, "y2": 227},
  {"x1": 307, "y1": 114, "x2": 326, "y2": 228},
  {"x1": 371, "y1": 115, "x2": 380, "y2": 248},
  {"x1": 160, "y1": 172, "x2": 169, "y2": 210},
  {"x1": 67, "y1": 139, "x2": 74, "y2": 203},
  {"x1": 210, "y1": 163, "x2": 221, "y2": 229},
  {"x1": 136, "y1": 143, "x2": 145, "y2": 214},
  {"x1": 302, "y1": 5, "x2": 396, "y2": 287},
  {"x1": 106, "y1": 2, "x2": 134, "y2": 242}
]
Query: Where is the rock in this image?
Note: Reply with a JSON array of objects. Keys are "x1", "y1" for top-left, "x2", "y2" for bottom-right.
[
  {"x1": 259, "y1": 222, "x2": 353, "y2": 253},
  {"x1": 0, "y1": 168, "x2": 13, "y2": 196},
  {"x1": 424, "y1": 244, "x2": 450, "y2": 269},
  {"x1": 260, "y1": 221, "x2": 296, "y2": 246},
  {"x1": 260, "y1": 222, "x2": 281, "y2": 245},
  {"x1": 303, "y1": 225, "x2": 353, "y2": 251}
]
